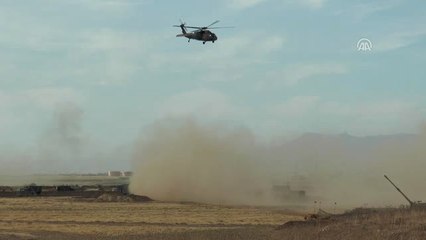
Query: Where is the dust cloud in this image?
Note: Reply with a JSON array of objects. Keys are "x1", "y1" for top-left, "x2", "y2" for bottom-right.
[
  {"x1": 130, "y1": 118, "x2": 426, "y2": 208},
  {"x1": 34, "y1": 103, "x2": 132, "y2": 174},
  {"x1": 302, "y1": 127, "x2": 426, "y2": 208},
  {"x1": 0, "y1": 103, "x2": 86, "y2": 176},
  {"x1": 35, "y1": 103, "x2": 88, "y2": 173},
  {"x1": 0, "y1": 103, "x2": 129, "y2": 177},
  {"x1": 129, "y1": 118, "x2": 272, "y2": 205}
]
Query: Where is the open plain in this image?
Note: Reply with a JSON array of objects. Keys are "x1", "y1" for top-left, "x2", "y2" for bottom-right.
[
  {"x1": 2, "y1": 196, "x2": 426, "y2": 240},
  {"x1": 0, "y1": 196, "x2": 302, "y2": 240}
]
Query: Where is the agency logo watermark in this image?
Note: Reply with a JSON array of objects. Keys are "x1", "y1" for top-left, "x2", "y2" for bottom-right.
[{"x1": 357, "y1": 38, "x2": 372, "y2": 51}]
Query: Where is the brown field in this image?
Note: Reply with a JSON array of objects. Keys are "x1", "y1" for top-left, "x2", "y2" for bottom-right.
[
  {"x1": 1, "y1": 197, "x2": 426, "y2": 240},
  {"x1": 278, "y1": 207, "x2": 426, "y2": 240},
  {"x1": 0, "y1": 197, "x2": 302, "y2": 239}
]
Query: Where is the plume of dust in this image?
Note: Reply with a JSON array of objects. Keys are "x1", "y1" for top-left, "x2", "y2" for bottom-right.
[
  {"x1": 129, "y1": 118, "x2": 274, "y2": 205},
  {"x1": 36, "y1": 102, "x2": 125, "y2": 174},
  {"x1": 36, "y1": 102, "x2": 85, "y2": 173},
  {"x1": 280, "y1": 124, "x2": 426, "y2": 209},
  {"x1": 0, "y1": 103, "x2": 88, "y2": 184},
  {"x1": 130, "y1": 118, "x2": 426, "y2": 208},
  {"x1": 0, "y1": 102, "x2": 133, "y2": 185},
  {"x1": 369, "y1": 124, "x2": 426, "y2": 204}
]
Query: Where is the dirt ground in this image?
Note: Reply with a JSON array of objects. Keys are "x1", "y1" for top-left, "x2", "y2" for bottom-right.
[
  {"x1": 0, "y1": 197, "x2": 302, "y2": 240},
  {"x1": 2, "y1": 197, "x2": 426, "y2": 240},
  {"x1": 277, "y1": 207, "x2": 426, "y2": 240}
]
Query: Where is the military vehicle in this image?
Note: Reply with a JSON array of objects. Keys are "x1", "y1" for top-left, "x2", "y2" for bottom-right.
[
  {"x1": 0, "y1": 186, "x2": 14, "y2": 192},
  {"x1": 17, "y1": 184, "x2": 42, "y2": 196},
  {"x1": 384, "y1": 175, "x2": 426, "y2": 209},
  {"x1": 272, "y1": 185, "x2": 306, "y2": 201},
  {"x1": 56, "y1": 185, "x2": 76, "y2": 192},
  {"x1": 112, "y1": 184, "x2": 129, "y2": 195}
]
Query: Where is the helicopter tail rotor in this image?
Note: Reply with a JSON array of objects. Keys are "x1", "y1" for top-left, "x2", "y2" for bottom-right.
[{"x1": 173, "y1": 18, "x2": 188, "y2": 34}]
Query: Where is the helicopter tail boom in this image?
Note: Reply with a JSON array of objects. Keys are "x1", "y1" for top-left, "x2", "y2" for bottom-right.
[{"x1": 179, "y1": 24, "x2": 187, "y2": 34}]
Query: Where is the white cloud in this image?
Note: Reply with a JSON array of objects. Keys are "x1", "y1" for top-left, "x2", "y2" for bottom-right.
[
  {"x1": 269, "y1": 96, "x2": 320, "y2": 117},
  {"x1": 279, "y1": 0, "x2": 327, "y2": 9},
  {"x1": 0, "y1": 88, "x2": 82, "y2": 142},
  {"x1": 299, "y1": 0, "x2": 327, "y2": 9},
  {"x1": 0, "y1": 2, "x2": 156, "y2": 85},
  {"x1": 71, "y1": 0, "x2": 147, "y2": 12},
  {"x1": 158, "y1": 89, "x2": 244, "y2": 120},
  {"x1": 267, "y1": 96, "x2": 422, "y2": 135},
  {"x1": 258, "y1": 36, "x2": 285, "y2": 53},
  {"x1": 0, "y1": 88, "x2": 82, "y2": 111},
  {"x1": 69, "y1": 29, "x2": 153, "y2": 85},
  {"x1": 335, "y1": 0, "x2": 402, "y2": 20},
  {"x1": 229, "y1": 0, "x2": 268, "y2": 9},
  {"x1": 0, "y1": 20, "x2": 152, "y2": 84},
  {"x1": 23, "y1": 88, "x2": 82, "y2": 110},
  {"x1": 0, "y1": 92, "x2": 13, "y2": 108},
  {"x1": 267, "y1": 63, "x2": 348, "y2": 86},
  {"x1": 229, "y1": 0, "x2": 326, "y2": 10},
  {"x1": 375, "y1": 29, "x2": 426, "y2": 52}
]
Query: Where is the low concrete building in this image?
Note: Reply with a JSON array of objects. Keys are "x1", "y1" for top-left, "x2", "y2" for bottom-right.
[
  {"x1": 108, "y1": 171, "x2": 122, "y2": 177},
  {"x1": 121, "y1": 171, "x2": 133, "y2": 177}
]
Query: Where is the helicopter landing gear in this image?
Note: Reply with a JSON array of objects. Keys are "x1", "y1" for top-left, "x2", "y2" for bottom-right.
[
  {"x1": 188, "y1": 39, "x2": 190, "y2": 43},
  {"x1": 212, "y1": 41, "x2": 215, "y2": 43}
]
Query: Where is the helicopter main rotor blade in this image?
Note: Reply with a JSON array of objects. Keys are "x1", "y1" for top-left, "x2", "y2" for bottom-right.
[
  {"x1": 184, "y1": 26, "x2": 202, "y2": 29},
  {"x1": 207, "y1": 26, "x2": 235, "y2": 29},
  {"x1": 206, "y1": 20, "x2": 220, "y2": 28}
]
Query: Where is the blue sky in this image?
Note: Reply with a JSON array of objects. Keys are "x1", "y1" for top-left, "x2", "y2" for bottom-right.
[{"x1": 0, "y1": 0, "x2": 426, "y2": 169}]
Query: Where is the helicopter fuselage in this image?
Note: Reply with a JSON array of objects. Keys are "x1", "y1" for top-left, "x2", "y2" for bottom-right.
[
  {"x1": 176, "y1": 25, "x2": 217, "y2": 44},
  {"x1": 174, "y1": 21, "x2": 230, "y2": 44}
]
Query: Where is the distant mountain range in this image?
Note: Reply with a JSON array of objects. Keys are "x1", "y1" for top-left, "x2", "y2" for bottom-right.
[{"x1": 267, "y1": 132, "x2": 421, "y2": 175}]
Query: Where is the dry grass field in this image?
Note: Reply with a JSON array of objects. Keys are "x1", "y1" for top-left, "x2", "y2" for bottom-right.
[
  {"x1": 277, "y1": 207, "x2": 426, "y2": 240},
  {"x1": 2, "y1": 196, "x2": 426, "y2": 240},
  {"x1": 0, "y1": 197, "x2": 302, "y2": 239}
]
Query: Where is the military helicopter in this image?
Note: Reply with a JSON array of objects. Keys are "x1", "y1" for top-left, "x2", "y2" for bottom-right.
[{"x1": 173, "y1": 20, "x2": 233, "y2": 44}]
